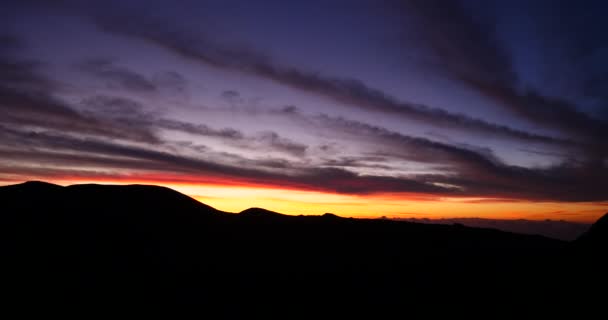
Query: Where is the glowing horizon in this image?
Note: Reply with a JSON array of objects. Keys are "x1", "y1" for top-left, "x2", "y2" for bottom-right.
[{"x1": 3, "y1": 177, "x2": 604, "y2": 223}]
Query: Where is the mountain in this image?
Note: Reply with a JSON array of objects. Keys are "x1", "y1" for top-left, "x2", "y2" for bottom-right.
[
  {"x1": 575, "y1": 213, "x2": 608, "y2": 247},
  {"x1": 0, "y1": 181, "x2": 603, "y2": 313},
  {"x1": 239, "y1": 207, "x2": 285, "y2": 217},
  {"x1": 2, "y1": 180, "x2": 219, "y2": 215}
]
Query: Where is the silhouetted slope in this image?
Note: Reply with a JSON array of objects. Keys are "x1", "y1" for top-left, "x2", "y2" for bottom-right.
[
  {"x1": 2, "y1": 181, "x2": 219, "y2": 215},
  {"x1": 7, "y1": 180, "x2": 63, "y2": 191},
  {"x1": 554, "y1": 212, "x2": 608, "y2": 296},
  {"x1": 0, "y1": 181, "x2": 599, "y2": 313},
  {"x1": 399, "y1": 217, "x2": 590, "y2": 240},
  {"x1": 576, "y1": 213, "x2": 608, "y2": 247},
  {"x1": 2, "y1": 181, "x2": 220, "y2": 232}
]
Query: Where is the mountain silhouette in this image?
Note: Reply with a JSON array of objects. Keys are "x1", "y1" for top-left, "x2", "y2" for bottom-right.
[
  {"x1": 239, "y1": 207, "x2": 285, "y2": 217},
  {"x1": 1, "y1": 181, "x2": 605, "y2": 313},
  {"x1": 3, "y1": 180, "x2": 219, "y2": 214},
  {"x1": 576, "y1": 213, "x2": 608, "y2": 247}
]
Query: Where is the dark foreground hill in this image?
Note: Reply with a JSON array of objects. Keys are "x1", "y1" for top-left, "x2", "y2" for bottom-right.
[{"x1": 1, "y1": 181, "x2": 606, "y2": 314}]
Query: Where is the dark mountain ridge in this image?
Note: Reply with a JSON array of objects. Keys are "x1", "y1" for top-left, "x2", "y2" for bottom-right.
[
  {"x1": 1, "y1": 181, "x2": 605, "y2": 313},
  {"x1": 576, "y1": 212, "x2": 608, "y2": 245}
]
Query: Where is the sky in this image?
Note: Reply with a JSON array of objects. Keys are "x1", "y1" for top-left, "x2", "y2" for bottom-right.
[{"x1": 1, "y1": 0, "x2": 607, "y2": 223}]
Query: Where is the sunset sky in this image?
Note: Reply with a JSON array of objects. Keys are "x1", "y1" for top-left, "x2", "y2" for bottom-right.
[{"x1": 1, "y1": 0, "x2": 607, "y2": 222}]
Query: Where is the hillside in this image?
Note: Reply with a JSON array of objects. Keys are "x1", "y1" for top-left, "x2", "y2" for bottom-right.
[{"x1": 1, "y1": 181, "x2": 605, "y2": 313}]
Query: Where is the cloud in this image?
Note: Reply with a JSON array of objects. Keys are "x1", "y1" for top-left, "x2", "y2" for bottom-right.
[
  {"x1": 0, "y1": 86, "x2": 160, "y2": 143},
  {"x1": 78, "y1": 58, "x2": 189, "y2": 95},
  {"x1": 274, "y1": 107, "x2": 520, "y2": 174},
  {"x1": 0, "y1": 34, "x2": 20, "y2": 48},
  {"x1": 0, "y1": 42, "x2": 160, "y2": 143},
  {"x1": 81, "y1": 94, "x2": 308, "y2": 157},
  {"x1": 0, "y1": 41, "x2": 54, "y2": 90},
  {"x1": 1, "y1": 8, "x2": 606, "y2": 203},
  {"x1": 80, "y1": 95, "x2": 241, "y2": 140},
  {"x1": 220, "y1": 90, "x2": 243, "y2": 107},
  {"x1": 5, "y1": 86, "x2": 606, "y2": 202},
  {"x1": 388, "y1": 0, "x2": 514, "y2": 86},
  {"x1": 313, "y1": 113, "x2": 503, "y2": 168},
  {"x1": 458, "y1": 69, "x2": 608, "y2": 146},
  {"x1": 247, "y1": 131, "x2": 308, "y2": 157},
  {"x1": 0, "y1": 43, "x2": 259, "y2": 152},
  {"x1": 152, "y1": 70, "x2": 187, "y2": 94},
  {"x1": 156, "y1": 118, "x2": 245, "y2": 140},
  {"x1": 156, "y1": 120, "x2": 308, "y2": 157},
  {"x1": 90, "y1": 12, "x2": 577, "y2": 149},
  {"x1": 390, "y1": 0, "x2": 608, "y2": 147},
  {"x1": 275, "y1": 108, "x2": 608, "y2": 202},
  {"x1": 321, "y1": 156, "x2": 393, "y2": 171},
  {"x1": 81, "y1": 95, "x2": 155, "y2": 119},
  {"x1": 2, "y1": 103, "x2": 607, "y2": 201},
  {"x1": 421, "y1": 160, "x2": 608, "y2": 202},
  {"x1": 78, "y1": 58, "x2": 157, "y2": 92},
  {"x1": 0, "y1": 125, "x2": 454, "y2": 195}
]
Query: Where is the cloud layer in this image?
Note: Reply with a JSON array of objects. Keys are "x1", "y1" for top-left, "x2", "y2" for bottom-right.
[{"x1": 1, "y1": 0, "x2": 607, "y2": 210}]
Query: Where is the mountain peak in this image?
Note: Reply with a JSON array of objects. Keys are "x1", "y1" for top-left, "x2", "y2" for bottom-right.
[
  {"x1": 322, "y1": 213, "x2": 341, "y2": 219},
  {"x1": 239, "y1": 207, "x2": 284, "y2": 217},
  {"x1": 2, "y1": 181, "x2": 64, "y2": 192},
  {"x1": 575, "y1": 213, "x2": 608, "y2": 246},
  {"x1": 587, "y1": 213, "x2": 608, "y2": 234},
  {"x1": 594, "y1": 212, "x2": 608, "y2": 226},
  {"x1": 21, "y1": 180, "x2": 62, "y2": 188},
  {"x1": 1, "y1": 180, "x2": 220, "y2": 217}
]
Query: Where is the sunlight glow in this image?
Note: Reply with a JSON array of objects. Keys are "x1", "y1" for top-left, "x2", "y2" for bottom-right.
[{"x1": 17, "y1": 177, "x2": 606, "y2": 223}]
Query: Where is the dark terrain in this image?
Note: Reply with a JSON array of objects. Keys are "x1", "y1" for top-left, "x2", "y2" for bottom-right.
[
  {"x1": 398, "y1": 217, "x2": 590, "y2": 241},
  {"x1": 1, "y1": 181, "x2": 606, "y2": 314}
]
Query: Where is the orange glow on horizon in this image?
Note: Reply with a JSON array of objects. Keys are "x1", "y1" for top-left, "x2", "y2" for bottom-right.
[{"x1": 2, "y1": 176, "x2": 606, "y2": 223}]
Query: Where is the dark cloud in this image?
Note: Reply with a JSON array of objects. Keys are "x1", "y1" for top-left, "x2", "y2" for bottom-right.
[
  {"x1": 0, "y1": 148, "x2": 165, "y2": 172},
  {"x1": 152, "y1": 70, "x2": 187, "y2": 94},
  {"x1": 0, "y1": 86, "x2": 159, "y2": 143},
  {"x1": 0, "y1": 37, "x2": 53, "y2": 90},
  {"x1": 536, "y1": 0, "x2": 608, "y2": 69},
  {"x1": 78, "y1": 58, "x2": 189, "y2": 94},
  {"x1": 81, "y1": 95, "x2": 153, "y2": 119},
  {"x1": 388, "y1": 0, "x2": 514, "y2": 87},
  {"x1": 321, "y1": 156, "x2": 393, "y2": 171},
  {"x1": 0, "y1": 61, "x2": 46, "y2": 89},
  {"x1": 422, "y1": 159, "x2": 608, "y2": 202},
  {"x1": 82, "y1": 95, "x2": 241, "y2": 139},
  {"x1": 0, "y1": 43, "x2": 160, "y2": 143},
  {"x1": 281, "y1": 105, "x2": 298, "y2": 114},
  {"x1": 274, "y1": 108, "x2": 521, "y2": 175},
  {"x1": 80, "y1": 94, "x2": 307, "y2": 157},
  {"x1": 459, "y1": 74, "x2": 608, "y2": 145},
  {"x1": 0, "y1": 47, "x2": 242, "y2": 150},
  {"x1": 249, "y1": 131, "x2": 308, "y2": 157},
  {"x1": 156, "y1": 118, "x2": 244, "y2": 140},
  {"x1": 78, "y1": 58, "x2": 158, "y2": 92},
  {"x1": 0, "y1": 34, "x2": 23, "y2": 51},
  {"x1": 220, "y1": 90, "x2": 243, "y2": 107},
  {"x1": 390, "y1": 0, "x2": 608, "y2": 147}
]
